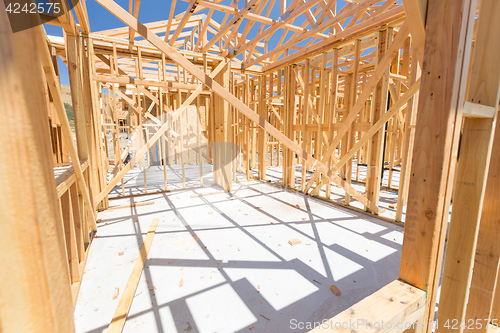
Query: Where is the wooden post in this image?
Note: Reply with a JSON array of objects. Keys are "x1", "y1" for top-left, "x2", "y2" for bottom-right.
[
  {"x1": 78, "y1": 36, "x2": 100, "y2": 212},
  {"x1": 251, "y1": 79, "x2": 257, "y2": 170},
  {"x1": 345, "y1": 41, "x2": 360, "y2": 204},
  {"x1": 326, "y1": 49, "x2": 338, "y2": 198},
  {"x1": 112, "y1": 87, "x2": 125, "y2": 195},
  {"x1": 283, "y1": 65, "x2": 296, "y2": 187},
  {"x1": 366, "y1": 28, "x2": 390, "y2": 212},
  {"x1": 399, "y1": 0, "x2": 477, "y2": 330},
  {"x1": 0, "y1": 8, "x2": 75, "y2": 331},
  {"x1": 244, "y1": 74, "x2": 250, "y2": 179},
  {"x1": 436, "y1": 0, "x2": 500, "y2": 327},
  {"x1": 212, "y1": 60, "x2": 232, "y2": 191},
  {"x1": 302, "y1": 61, "x2": 310, "y2": 191},
  {"x1": 258, "y1": 74, "x2": 268, "y2": 179},
  {"x1": 178, "y1": 116, "x2": 186, "y2": 188},
  {"x1": 396, "y1": 37, "x2": 420, "y2": 222},
  {"x1": 197, "y1": 94, "x2": 203, "y2": 186},
  {"x1": 463, "y1": 111, "x2": 500, "y2": 331},
  {"x1": 67, "y1": 33, "x2": 102, "y2": 216},
  {"x1": 60, "y1": 191, "x2": 80, "y2": 283}
]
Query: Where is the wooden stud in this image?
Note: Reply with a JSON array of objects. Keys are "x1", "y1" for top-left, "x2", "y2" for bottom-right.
[
  {"x1": 399, "y1": 0, "x2": 477, "y2": 329},
  {"x1": 0, "y1": 10, "x2": 75, "y2": 331}
]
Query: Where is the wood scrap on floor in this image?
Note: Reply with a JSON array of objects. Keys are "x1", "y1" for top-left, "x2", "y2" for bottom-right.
[
  {"x1": 190, "y1": 191, "x2": 225, "y2": 198},
  {"x1": 106, "y1": 217, "x2": 160, "y2": 333},
  {"x1": 330, "y1": 285, "x2": 341, "y2": 296},
  {"x1": 106, "y1": 201, "x2": 155, "y2": 211}
]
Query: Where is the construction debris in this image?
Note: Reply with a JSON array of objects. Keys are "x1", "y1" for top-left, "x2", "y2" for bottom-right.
[
  {"x1": 330, "y1": 285, "x2": 341, "y2": 296},
  {"x1": 112, "y1": 287, "x2": 120, "y2": 300},
  {"x1": 107, "y1": 201, "x2": 155, "y2": 211}
]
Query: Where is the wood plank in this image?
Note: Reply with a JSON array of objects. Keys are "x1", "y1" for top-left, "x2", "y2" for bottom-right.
[
  {"x1": 401, "y1": 0, "x2": 427, "y2": 65},
  {"x1": 39, "y1": 28, "x2": 98, "y2": 231},
  {"x1": 244, "y1": 0, "x2": 384, "y2": 68},
  {"x1": 365, "y1": 28, "x2": 390, "y2": 212},
  {"x1": 436, "y1": 0, "x2": 500, "y2": 328},
  {"x1": 107, "y1": 218, "x2": 160, "y2": 333},
  {"x1": 95, "y1": 104, "x2": 187, "y2": 204},
  {"x1": 69, "y1": 182, "x2": 86, "y2": 262},
  {"x1": 334, "y1": 79, "x2": 420, "y2": 173},
  {"x1": 202, "y1": 0, "x2": 263, "y2": 52},
  {"x1": 258, "y1": 74, "x2": 267, "y2": 179},
  {"x1": 0, "y1": 8, "x2": 75, "y2": 330},
  {"x1": 231, "y1": 0, "x2": 324, "y2": 56},
  {"x1": 436, "y1": 116, "x2": 497, "y2": 331},
  {"x1": 303, "y1": 22, "x2": 410, "y2": 195},
  {"x1": 60, "y1": 191, "x2": 80, "y2": 283},
  {"x1": 262, "y1": 5, "x2": 405, "y2": 72},
  {"x1": 56, "y1": 160, "x2": 89, "y2": 197},
  {"x1": 345, "y1": 42, "x2": 359, "y2": 205},
  {"x1": 168, "y1": 0, "x2": 198, "y2": 45},
  {"x1": 307, "y1": 280, "x2": 426, "y2": 333},
  {"x1": 462, "y1": 101, "x2": 497, "y2": 118},
  {"x1": 398, "y1": 0, "x2": 477, "y2": 330},
  {"x1": 128, "y1": 0, "x2": 141, "y2": 41},
  {"x1": 164, "y1": 0, "x2": 177, "y2": 41},
  {"x1": 93, "y1": 74, "x2": 203, "y2": 90},
  {"x1": 463, "y1": 110, "x2": 500, "y2": 332},
  {"x1": 396, "y1": 38, "x2": 419, "y2": 222}
]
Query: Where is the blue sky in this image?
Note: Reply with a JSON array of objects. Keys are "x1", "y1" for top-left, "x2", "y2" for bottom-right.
[
  {"x1": 46, "y1": 0, "x2": 193, "y2": 85},
  {"x1": 46, "y1": 0, "x2": 387, "y2": 86}
]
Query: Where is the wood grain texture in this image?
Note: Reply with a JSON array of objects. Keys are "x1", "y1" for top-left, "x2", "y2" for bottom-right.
[
  {"x1": 463, "y1": 111, "x2": 500, "y2": 331},
  {"x1": 107, "y1": 218, "x2": 160, "y2": 333},
  {"x1": 436, "y1": 0, "x2": 500, "y2": 328},
  {"x1": 308, "y1": 280, "x2": 425, "y2": 333},
  {"x1": 398, "y1": 0, "x2": 477, "y2": 330},
  {"x1": 38, "y1": 27, "x2": 98, "y2": 230},
  {"x1": 0, "y1": 6, "x2": 75, "y2": 332}
]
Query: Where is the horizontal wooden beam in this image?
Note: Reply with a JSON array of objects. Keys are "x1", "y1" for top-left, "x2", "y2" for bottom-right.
[
  {"x1": 292, "y1": 122, "x2": 372, "y2": 132},
  {"x1": 55, "y1": 160, "x2": 90, "y2": 198},
  {"x1": 462, "y1": 101, "x2": 497, "y2": 118},
  {"x1": 93, "y1": 74, "x2": 202, "y2": 90}
]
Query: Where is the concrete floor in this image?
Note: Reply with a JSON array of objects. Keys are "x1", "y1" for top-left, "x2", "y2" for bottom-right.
[
  {"x1": 107, "y1": 161, "x2": 405, "y2": 222},
  {"x1": 104, "y1": 130, "x2": 405, "y2": 221},
  {"x1": 75, "y1": 168, "x2": 404, "y2": 333},
  {"x1": 107, "y1": 164, "x2": 218, "y2": 198},
  {"x1": 255, "y1": 164, "x2": 404, "y2": 221}
]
